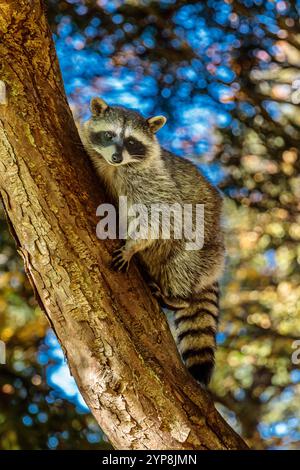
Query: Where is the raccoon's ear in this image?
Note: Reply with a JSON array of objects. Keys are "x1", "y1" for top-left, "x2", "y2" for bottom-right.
[
  {"x1": 147, "y1": 115, "x2": 167, "y2": 133},
  {"x1": 90, "y1": 97, "x2": 109, "y2": 117}
]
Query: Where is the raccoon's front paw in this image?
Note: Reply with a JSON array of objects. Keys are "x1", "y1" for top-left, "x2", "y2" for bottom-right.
[{"x1": 111, "y1": 247, "x2": 130, "y2": 272}]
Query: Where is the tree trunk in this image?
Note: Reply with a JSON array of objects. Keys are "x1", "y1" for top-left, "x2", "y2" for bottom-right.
[{"x1": 0, "y1": 1, "x2": 248, "y2": 450}]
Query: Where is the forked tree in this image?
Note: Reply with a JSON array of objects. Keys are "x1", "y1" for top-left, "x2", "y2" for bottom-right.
[{"x1": 0, "y1": 1, "x2": 248, "y2": 450}]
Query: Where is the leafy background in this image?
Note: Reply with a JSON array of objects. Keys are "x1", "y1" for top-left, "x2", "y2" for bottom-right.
[{"x1": 0, "y1": 0, "x2": 300, "y2": 449}]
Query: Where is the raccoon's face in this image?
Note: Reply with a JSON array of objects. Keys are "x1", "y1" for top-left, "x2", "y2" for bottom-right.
[{"x1": 85, "y1": 97, "x2": 166, "y2": 166}]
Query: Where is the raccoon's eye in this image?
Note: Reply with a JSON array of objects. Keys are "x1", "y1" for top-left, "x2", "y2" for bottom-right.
[
  {"x1": 125, "y1": 137, "x2": 146, "y2": 157},
  {"x1": 104, "y1": 131, "x2": 114, "y2": 141}
]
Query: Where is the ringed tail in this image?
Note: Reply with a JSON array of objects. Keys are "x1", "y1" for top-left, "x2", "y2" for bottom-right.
[{"x1": 173, "y1": 283, "x2": 219, "y2": 386}]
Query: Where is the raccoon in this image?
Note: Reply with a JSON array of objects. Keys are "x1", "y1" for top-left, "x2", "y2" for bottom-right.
[{"x1": 80, "y1": 97, "x2": 225, "y2": 386}]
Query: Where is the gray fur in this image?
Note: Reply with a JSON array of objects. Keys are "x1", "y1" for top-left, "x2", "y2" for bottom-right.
[{"x1": 80, "y1": 100, "x2": 225, "y2": 386}]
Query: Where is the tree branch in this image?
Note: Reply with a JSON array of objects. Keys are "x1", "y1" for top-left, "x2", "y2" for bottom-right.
[{"x1": 0, "y1": 0, "x2": 248, "y2": 450}]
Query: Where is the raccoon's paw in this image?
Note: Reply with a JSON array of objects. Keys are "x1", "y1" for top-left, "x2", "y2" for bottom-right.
[
  {"x1": 149, "y1": 282, "x2": 162, "y2": 299},
  {"x1": 149, "y1": 283, "x2": 190, "y2": 310},
  {"x1": 149, "y1": 283, "x2": 172, "y2": 309},
  {"x1": 111, "y1": 247, "x2": 130, "y2": 272}
]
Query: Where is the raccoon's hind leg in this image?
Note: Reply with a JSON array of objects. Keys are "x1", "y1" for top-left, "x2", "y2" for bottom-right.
[{"x1": 149, "y1": 282, "x2": 190, "y2": 309}]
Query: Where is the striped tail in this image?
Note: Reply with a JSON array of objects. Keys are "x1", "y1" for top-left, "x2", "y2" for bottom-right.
[{"x1": 173, "y1": 283, "x2": 219, "y2": 386}]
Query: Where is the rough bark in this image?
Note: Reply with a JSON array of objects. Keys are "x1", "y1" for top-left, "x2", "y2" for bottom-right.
[{"x1": 0, "y1": 1, "x2": 248, "y2": 450}]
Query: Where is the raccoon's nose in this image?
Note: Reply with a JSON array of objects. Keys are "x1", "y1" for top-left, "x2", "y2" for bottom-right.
[{"x1": 111, "y1": 153, "x2": 123, "y2": 164}]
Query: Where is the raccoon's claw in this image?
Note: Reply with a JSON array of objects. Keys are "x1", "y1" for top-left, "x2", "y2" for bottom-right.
[
  {"x1": 111, "y1": 247, "x2": 130, "y2": 272},
  {"x1": 149, "y1": 282, "x2": 189, "y2": 310},
  {"x1": 149, "y1": 282, "x2": 162, "y2": 298}
]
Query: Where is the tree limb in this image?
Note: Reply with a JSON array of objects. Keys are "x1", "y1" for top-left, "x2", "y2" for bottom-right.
[{"x1": 0, "y1": 0, "x2": 248, "y2": 450}]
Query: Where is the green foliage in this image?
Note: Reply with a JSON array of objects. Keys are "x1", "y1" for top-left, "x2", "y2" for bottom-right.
[{"x1": 0, "y1": 0, "x2": 299, "y2": 449}]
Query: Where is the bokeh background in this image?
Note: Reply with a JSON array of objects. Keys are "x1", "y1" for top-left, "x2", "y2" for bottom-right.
[{"x1": 1, "y1": 0, "x2": 300, "y2": 450}]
